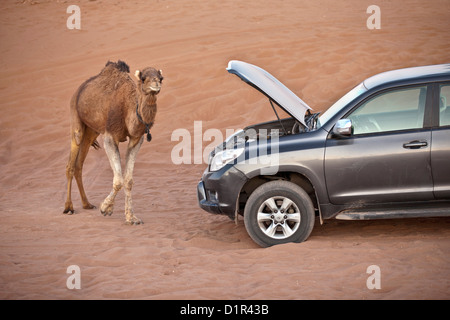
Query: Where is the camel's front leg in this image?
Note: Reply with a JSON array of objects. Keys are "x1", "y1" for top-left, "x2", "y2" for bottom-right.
[
  {"x1": 123, "y1": 136, "x2": 144, "y2": 225},
  {"x1": 100, "y1": 134, "x2": 123, "y2": 217}
]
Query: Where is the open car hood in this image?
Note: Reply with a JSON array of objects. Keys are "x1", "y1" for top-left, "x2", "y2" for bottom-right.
[{"x1": 227, "y1": 60, "x2": 312, "y2": 126}]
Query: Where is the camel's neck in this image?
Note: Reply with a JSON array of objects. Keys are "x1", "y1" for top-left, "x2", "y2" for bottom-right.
[{"x1": 137, "y1": 93, "x2": 157, "y2": 124}]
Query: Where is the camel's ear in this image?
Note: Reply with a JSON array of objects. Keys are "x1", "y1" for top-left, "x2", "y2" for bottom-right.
[
  {"x1": 134, "y1": 70, "x2": 141, "y2": 81},
  {"x1": 158, "y1": 69, "x2": 164, "y2": 81}
]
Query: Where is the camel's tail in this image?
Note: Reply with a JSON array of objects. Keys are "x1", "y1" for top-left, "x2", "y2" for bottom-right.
[{"x1": 92, "y1": 139, "x2": 101, "y2": 150}]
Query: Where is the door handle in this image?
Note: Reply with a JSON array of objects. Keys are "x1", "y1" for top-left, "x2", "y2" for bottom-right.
[{"x1": 403, "y1": 140, "x2": 428, "y2": 149}]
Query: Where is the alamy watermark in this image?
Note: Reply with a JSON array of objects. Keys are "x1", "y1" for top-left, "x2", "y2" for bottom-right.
[
  {"x1": 171, "y1": 121, "x2": 238, "y2": 165},
  {"x1": 366, "y1": 265, "x2": 381, "y2": 290},
  {"x1": 65, "y1": 263, "x2": 381, "y2": 291},
  {"x1": 66, "y1": 5, "x2": 381, "y2": 31},
  {"x1": 66, "y1": 5, "x2": 81, "y2": 30},
  {"x1": 171, "y1": 121, "x2": 280, "y2": 174},
  {"x1": 66, "y1": 265, "x2": 81, "y2": 290},
  {"x1": 367, "y1": 5, "x2": 381, "y2": 30}
]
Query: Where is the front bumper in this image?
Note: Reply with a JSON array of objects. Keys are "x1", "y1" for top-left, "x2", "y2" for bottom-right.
[{"x1": 197, "y1": 165, "x2": 248, "y2": 219}]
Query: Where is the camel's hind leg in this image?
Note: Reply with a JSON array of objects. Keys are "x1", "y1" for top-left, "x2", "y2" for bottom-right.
[
  {"x1": 64, "y1": 121, "x2": 85, "y2": 214},
  {"x1": 74, "y1": 127, "x2": 99, "y2": 210}
]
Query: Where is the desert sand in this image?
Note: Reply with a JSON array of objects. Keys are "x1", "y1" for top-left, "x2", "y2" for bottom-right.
[{"x1": 0, "y1": 0, "x2": 449, "y2": 300}]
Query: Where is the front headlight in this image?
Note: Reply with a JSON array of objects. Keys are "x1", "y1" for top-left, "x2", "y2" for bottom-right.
[{"x1": 210, "y1": 147, "x2": 244, "y2": 172}]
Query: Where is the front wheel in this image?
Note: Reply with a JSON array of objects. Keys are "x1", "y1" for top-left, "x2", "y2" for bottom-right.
[{"x1": 244, "y1": 181, "x2": 315, "y2": 247}]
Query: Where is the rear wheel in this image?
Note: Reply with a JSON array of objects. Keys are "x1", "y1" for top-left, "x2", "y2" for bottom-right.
[{"x1": 244, "y1": 180, "x2": 315, "y2": 247}]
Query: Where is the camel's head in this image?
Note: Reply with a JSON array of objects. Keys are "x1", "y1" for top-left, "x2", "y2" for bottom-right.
[{"x1": 135, "y1": 67, "x2": 163, "y2": 95}]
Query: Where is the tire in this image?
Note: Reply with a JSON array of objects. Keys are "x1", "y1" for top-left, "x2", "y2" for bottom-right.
[{"x1": 243, "y1": 180, "x2": 315, "y2": 247}]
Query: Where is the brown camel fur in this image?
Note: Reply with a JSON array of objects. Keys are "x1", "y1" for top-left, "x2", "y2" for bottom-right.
[{"x1": 63, "y1": 60, "x2": 163, "y2": 225}]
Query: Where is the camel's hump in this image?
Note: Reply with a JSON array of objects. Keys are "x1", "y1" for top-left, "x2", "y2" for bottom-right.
[{"x1": 105, "y1": 60, "x2": 130, "y2": 73}]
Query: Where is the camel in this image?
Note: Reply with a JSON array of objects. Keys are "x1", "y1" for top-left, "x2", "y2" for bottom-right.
[{"x1": 63, "y1": 60, "x2": 163, "y2": 225}]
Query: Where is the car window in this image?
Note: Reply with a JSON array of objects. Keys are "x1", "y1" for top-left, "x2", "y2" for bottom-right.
[
  {"x1": 439, "y1": 84, "x2": 450, "y2": 127},
  {"x1": 347, "y1": 86, "x2": 427, "y2": 135}
]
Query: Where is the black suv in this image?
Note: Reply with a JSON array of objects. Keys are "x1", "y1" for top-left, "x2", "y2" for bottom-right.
[{"x1": 197, "y1": 61, "x2": 450, "y2": 247}]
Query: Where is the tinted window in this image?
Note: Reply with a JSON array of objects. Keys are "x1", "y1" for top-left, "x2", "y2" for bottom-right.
[
  {"x1": 439, "y1": 84, "x2": 450, "y2": 126},
  {"x1": 348, "y1": 86, "x2": 427, "y2": 135}
]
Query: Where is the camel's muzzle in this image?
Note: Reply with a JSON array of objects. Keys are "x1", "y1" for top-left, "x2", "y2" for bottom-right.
[{"x1": 143, "y1": 85, "x2": 161, "y2": 94}]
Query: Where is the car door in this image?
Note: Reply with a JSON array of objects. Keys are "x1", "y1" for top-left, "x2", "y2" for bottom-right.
[
  {"x1": 325, "y1": 84, "x2": 434, "y2": 205},
  {"x1": 431, "y1": 83, "x2": 450, "y2": 199}
]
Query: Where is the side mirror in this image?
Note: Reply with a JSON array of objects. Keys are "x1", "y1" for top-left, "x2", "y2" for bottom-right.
[{"x1": 332, "y1": 119, "x2": 353, "y2": 137}]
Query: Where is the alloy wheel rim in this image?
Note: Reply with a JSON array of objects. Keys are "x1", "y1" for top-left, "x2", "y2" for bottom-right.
[{"x1": 257, "y1": 196, "x2": 301, "y2": 239}]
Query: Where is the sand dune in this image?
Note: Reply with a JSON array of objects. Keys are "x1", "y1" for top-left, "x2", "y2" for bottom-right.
[{"x1": 0, "y1": 0, "x2": 449, "y2": 300}]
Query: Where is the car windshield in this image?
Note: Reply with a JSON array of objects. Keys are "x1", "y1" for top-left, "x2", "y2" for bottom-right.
[{"x1": 317, "y1": 82, "x2": 367, "y2": 128}]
